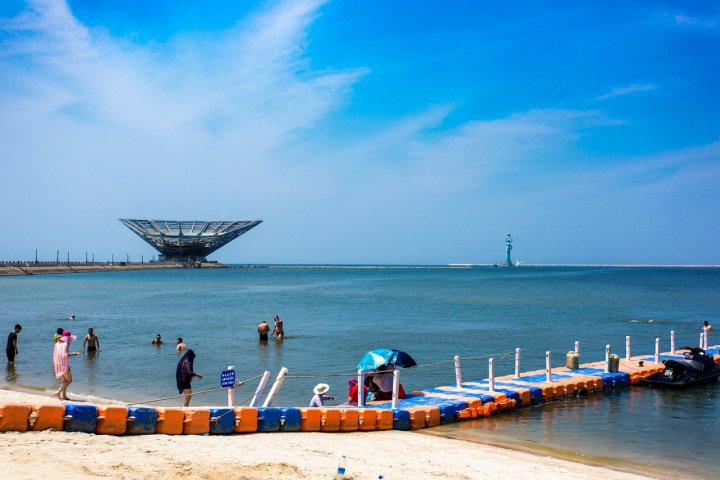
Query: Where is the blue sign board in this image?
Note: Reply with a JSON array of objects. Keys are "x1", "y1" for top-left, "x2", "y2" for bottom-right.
[{"x1": 220, "y1": 369, "x2": 236, "y2": 388}]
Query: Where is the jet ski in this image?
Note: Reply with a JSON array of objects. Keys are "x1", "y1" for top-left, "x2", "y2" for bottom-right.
[{"x1": 641, "y1": 346, "x2": 720, "y2": 388}]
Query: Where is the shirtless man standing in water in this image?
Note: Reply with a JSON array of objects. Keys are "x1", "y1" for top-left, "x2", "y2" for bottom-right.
[
  {"x1": 82, "y1": 328, "x2": 100, "y2": 353},
  {"x1": 257, "y1": 320, "x2": 270, "y2": 341}
]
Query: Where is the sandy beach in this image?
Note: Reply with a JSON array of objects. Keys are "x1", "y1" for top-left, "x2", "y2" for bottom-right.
[{"x1": 0, "y1": 387, "x2": 655, "y2": 480}]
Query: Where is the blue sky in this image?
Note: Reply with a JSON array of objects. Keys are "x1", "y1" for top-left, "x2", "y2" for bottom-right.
[{"x1": 1, "y1": 0, "x2": 719, "y2": 264}]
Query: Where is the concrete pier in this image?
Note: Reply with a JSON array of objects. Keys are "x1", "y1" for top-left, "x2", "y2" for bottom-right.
[{"x1": 0, "y1": 261, "x2": 226, "y2": 276}]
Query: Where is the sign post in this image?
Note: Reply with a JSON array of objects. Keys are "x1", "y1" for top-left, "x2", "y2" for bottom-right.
[{"x1": 221, "y1": 366, "x2": 236, "y2": 407}]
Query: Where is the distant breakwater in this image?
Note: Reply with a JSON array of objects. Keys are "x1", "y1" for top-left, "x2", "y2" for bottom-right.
[{"x1": 0, "y1": 262, "x2": 226, "y2": 276}]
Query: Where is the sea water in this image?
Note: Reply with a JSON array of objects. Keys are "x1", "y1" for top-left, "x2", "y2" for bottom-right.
[{"x1": 1, "y1": 266, "x2": 718, "y2": 476}]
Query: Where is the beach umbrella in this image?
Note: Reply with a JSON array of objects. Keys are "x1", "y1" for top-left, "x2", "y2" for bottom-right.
[{"x1": 356, "y1": 348, "x2": 417, "y2": 371}]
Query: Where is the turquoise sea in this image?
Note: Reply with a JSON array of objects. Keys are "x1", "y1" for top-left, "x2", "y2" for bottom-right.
[{"x1": 1, "y1": 266, "x2": 719, "y2": 477}]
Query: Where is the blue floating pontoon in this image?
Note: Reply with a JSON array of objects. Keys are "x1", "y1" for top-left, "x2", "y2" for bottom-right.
[
  {"x1": 64, "y1": 404, "x2": 98, "y2": 433},
  {"x1": 570, "y1": 368, "x2": 631, "y2": 387}
]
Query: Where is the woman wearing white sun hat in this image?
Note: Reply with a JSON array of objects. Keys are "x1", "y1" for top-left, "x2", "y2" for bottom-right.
[{"x1": 309, "y1": 383, "x2": 334, "y2": 407}]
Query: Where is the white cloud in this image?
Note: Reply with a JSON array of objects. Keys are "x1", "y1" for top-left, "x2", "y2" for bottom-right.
[
  {"x1": 596, "y1": 83, "x2": 658, "y2": 101},
  {"x1": 0, "y1": 2, "x2": 365, "y2": 188},
  {"x1": 674, "y1": 14, "x2": 717, "y2": 28}
]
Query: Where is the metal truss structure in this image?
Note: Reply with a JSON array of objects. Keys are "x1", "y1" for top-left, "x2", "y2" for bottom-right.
[{"x1": 119, "y1": 219, "x2": 262, "y2": 262}]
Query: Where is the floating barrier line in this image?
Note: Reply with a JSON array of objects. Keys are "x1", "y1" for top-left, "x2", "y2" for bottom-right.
[{"x1": 2, "y1": 340, "x2": 716, "y2": 437}]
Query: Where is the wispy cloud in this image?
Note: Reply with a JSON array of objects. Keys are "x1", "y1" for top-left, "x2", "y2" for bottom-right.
[
  {"x1": 596, "y1": 83, "x2": 658, "y2": 101},
  {"x1": 675, "y1": 14, "x2": 717, "y2": 28},
  {"x1": 0, "y1": 0, "x2": 366, "y2": 196}
]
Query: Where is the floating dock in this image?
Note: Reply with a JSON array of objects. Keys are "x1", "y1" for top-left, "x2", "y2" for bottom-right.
[{"x1": 1, "y1": 346, "x2": 718, "y2": 435}]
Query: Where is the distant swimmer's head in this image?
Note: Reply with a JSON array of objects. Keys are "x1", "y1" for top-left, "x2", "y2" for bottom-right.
[
  {"x1": 176, "y1": 337, "x2": 183, "y2": 344},
  {"x1": 88, "y1": 327, "x2": 94, "y2": 333},
  {"x1": 57, "y1": 327, "x2": 64, "y2": 335},
  {"x1": 14, "y1": 324, "x2": 22, "y2": 332},
  {"x1": 69, "y1": 315, "x2": 75, "y2": 320}
]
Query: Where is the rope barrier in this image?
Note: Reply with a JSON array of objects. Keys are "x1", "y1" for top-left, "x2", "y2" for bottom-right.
[
  {"x1": 453, "y1": 328, "x2": 704, "y2": 360},
  {"x1": 125, "y1": 372, "x2": 267, "y2": 406},
  {"x1": 286, "y1": 372, "x2": 358, "y2": 379},
  {"x1": 125, "y1": 386, "x2": 224, "y2": 406}
]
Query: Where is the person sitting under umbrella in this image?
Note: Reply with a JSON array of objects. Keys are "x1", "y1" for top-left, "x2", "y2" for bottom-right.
[
  {"x1": 372, "y1": 364, "x2": 399, "y2": 400},
  {"x1": 370, "y1": 365, "x2": 407, "y2": 401},
  {"x1": 357, "y1": 348, "x2": 415, "y2": 401},
  {"x1": 346, "y1": 377, "x2": 369, "y2": 406},
  {"x1": 309, "y1": 383, "x2": 334, "y2": 407}
]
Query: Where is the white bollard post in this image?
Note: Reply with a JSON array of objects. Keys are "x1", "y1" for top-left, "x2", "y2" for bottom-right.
[
  {"x1": 454, "y1": 355, "x2": 463, "y2": 388},
  {"x1": 605, "y1": 345, "x2": 611, "y2": 373},
  {"x1": 357, "y1": 370, "x2": 366, "y2": 407},
  {"x1": 574, "y1": 341, "x2": 580, "y2": 354},
  {"x1": 489, "y1": 358, "x2": 495, "y2": 392},
  {"x1": 262, "y1": 367, "x2": 288, "y2": 407},
  {"x1": 655, "y1": 338, "x2": 660, "y2": 364},
  {"x1": 670, "y1": 331, "x2": 676, "y2": 355},
  {"x1": 545, "y1": 351, "x2": 552, "y2": 383},
  {"x1": 625, "y1": 336, "x2": 631, "y2": 360},
  {"x1": 249, "y1": 371, "x2": 271, "y2": 407},
  {"x1": 227, "y1": 365, "x2": 236, "y2": 407},
  {"x1": 391, "y1": 370, "x2": 400, "y2": 410},
  {"x1": 514, "y1": 348, "x2": 521, "y2": 379}
]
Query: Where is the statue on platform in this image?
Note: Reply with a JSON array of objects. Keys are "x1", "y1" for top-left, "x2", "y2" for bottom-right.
[{"x1": 505, "y1": 233, "x2": 513, "y2": 266}]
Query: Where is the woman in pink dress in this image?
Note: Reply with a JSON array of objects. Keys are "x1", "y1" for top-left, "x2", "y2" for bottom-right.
[{"x1": 53, "y1": 330, "x2": 79, "y2": 400}]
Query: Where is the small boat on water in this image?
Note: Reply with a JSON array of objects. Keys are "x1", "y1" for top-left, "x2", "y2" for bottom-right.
[{"x1": 641, "y1": 347, "x2": 720, "y2": 388}]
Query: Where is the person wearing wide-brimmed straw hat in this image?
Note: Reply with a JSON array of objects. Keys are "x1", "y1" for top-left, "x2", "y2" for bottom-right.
[
  {"x1": 53, "y1": 330, "x2": 79, "y2": 400},
  {"x1": 309, "y1": 383, "x2": 334, "y2": 407}
]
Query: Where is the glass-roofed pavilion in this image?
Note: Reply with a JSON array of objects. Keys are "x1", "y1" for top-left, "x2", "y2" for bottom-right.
[{"x1": 119, "y1": 219, "x2": 262, "y2": 262}]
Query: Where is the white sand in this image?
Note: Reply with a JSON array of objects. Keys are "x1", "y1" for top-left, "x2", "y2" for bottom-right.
[{"x1": 0, "y1": 387, "x2": 653, "y2": 480}]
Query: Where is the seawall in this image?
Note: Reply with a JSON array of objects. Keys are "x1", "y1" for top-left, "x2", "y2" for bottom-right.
[{"x1": 0, "y1": 262, "x2": 226, "y2": 276}]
